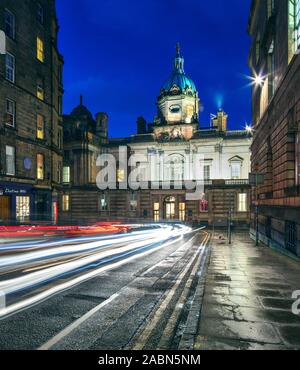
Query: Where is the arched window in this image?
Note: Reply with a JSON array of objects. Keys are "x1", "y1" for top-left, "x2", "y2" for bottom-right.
[{"x1": 166, "y1": 155, "x2": 184, "y2": 181}]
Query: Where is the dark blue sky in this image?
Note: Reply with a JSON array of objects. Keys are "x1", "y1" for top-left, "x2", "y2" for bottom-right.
[{"x1": 56, "y1": 0, "x2": 252, "y2": 137}]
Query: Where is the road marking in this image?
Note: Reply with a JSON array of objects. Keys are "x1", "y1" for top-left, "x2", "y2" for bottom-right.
[
  {"x1": 39, "y1": 292, "x2": 119, "y2": 350},
  {"x1": 157, "y1": 235, "x2": 209, "y2": 349},
  {"x1": 37, "y1": 233, "x2": 200, "y2": 350},
  {"x1": 0, "y1": 291, "x2": 5, "y2": 310},
  {"x1": 131, "y1": 232, "x2": 209, "y2": 350}
]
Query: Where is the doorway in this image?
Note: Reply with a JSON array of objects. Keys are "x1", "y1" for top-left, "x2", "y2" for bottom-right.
[
  {"x1": 164, "y1": 196, "x2": 176, "y2": 220},
  {"x1": 0, "y1": 196, "x2": 10, "y2": 223}
]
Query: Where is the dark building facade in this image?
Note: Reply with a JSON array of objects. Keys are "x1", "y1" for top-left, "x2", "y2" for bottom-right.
[
  {"x1": 248, "y1": 0, "x2": 300, "y2": 256},
  {"x1": 0, "y1": 0, "x2": 63, "y2": 224}
]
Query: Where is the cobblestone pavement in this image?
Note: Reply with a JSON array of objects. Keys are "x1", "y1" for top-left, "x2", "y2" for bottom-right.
[{"x1": 180, "y1": 231, "x2": 300, "y2": 350}]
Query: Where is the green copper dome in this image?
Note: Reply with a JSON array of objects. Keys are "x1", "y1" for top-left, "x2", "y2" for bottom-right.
[{"x1": 159, "y1": 44, "x2": 197, "y2": 98}]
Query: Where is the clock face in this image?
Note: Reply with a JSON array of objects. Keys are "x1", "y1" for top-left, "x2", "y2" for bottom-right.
[{"x1": 169, "y1": 105, "x2": 181, "y2": 114}]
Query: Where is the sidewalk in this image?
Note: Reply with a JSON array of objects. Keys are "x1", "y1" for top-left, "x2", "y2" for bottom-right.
[{"x1": 179, "y1": 231, "x2": 300, "y2": 350}]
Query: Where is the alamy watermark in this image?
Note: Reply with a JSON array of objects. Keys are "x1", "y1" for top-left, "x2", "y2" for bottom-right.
[
  {"x1": 292, "y1": 290, "x2": 300, "y2": 315},
  {"x1": 96, "y1": 146, "x2": 206, "y2": 200}
]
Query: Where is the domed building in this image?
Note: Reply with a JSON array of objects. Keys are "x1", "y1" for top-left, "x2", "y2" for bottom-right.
[
  {"x1": 61, "y1": 46, "x2": 252, "y2": 227},
  {"x1": 156, "y1": 43, "x2": 199, "y2": 126}
]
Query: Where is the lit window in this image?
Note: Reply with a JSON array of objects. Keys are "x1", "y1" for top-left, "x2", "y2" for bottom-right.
[
  {"x1": 117, "y1": 169, "x2": 125, "y2": 182},
  {"x1": 5, "y1": 9, "x2": 15, "y2": 39},
  {"x1": 130, "y1": 192, "x2": 137, "y2": 211},
  {"x1": 99, "y1": 194, "x2": 108, "y2": 211},
  {"x1": 153, "y1": 202, "x2": 160, "y2": 222},
  {"x1": 267, "y1": 0, "x2": 274, "y2": 18},
  {"x1": 37, "y1": 154, "x2": 44, "y2": 180},
  {"x1": 37, "y1": 81, "x2": 44, "y2": 100},
  {"x1": 62, "y1": 195, "x2": 70, "y2": 212},
  {"x1": 37, "y1": 3, "x2": 44, "y2": 24},
  {"x1": 6, "y1": 145, "x2": 15, "y2": 175},
  {"x1": 63, "y1": 166, "x2": 70, "y2": 183},
  {"x1": 5, "y1": 53, "x2": 15, "y2": 83},
  {"x1": 16, "y1": 196, "x2": 30, "y2": 222},
  {"x1": 37, "y1": 37, "x2": 44, "y2": 62},
  {"x1": 5, "y1": 99, "x2": 15, "y2": 127},
  {"x1": 238, "y1": 193, "x2": 247, "y2": 212},
  {"x1": 37, "y1": 114, "x2": 44, "y2": 139},
  {"x1": 231, "y1": 162, "x2": 241, "y2": 179},
  {"x1": 179, "y1": 202, "x2": 186, "y2": 221},
  {"x1": 260, "y1": 77, "x2": 269, "y2": 117}
]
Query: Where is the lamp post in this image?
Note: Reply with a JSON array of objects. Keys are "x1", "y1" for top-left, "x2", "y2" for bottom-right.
[{"x1": 249, "y1": 172, "x2": 264, "y2": 247}]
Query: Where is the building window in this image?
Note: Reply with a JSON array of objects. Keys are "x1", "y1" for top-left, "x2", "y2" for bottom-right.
[
  {"x1": 37, "y1": 114, "x2": 44, "y2": 139},
  {"x1": 153, "y1": 202, "x2": 160, "y2": 222},
  {"x1": 289, "y1": 0, "x2": 300, "y2": 60},
  {"x1": 268, "y1": 40, "x2": 275, "y2": 100},
  {"x1": 5, "y1": 99, "x2": 16, "y2": 127},
  {"x1": 130, "y1": 192, "x2": 137, "y2": 211},
  {"x1": 179, "y1": 202, "x2": 186, "y2": 221},
  {"x1": 255, "y1": 33, "x2": 260, "y2": 65},
  {"x1": 99, "y1": 194, "x2": 108, "y2": 211},
  {"x1": 267, "y1": 0, "x2": 274, "y2": 18},
  {"x1": 37, "y1": 3, "x2": 44, "y2": 24},
  {"x1": 199, "y1": 195, "x2": 209, "y2": 213},
  {"x1": 37, "y1": 154, "x2": 44, "y2": 180},
  {"x1": 5, "y1": 53, "x2": 15, "y2": 83},
  {"x1": 203, "y1": 165, "x2": 210, "y2": 181},
  {"x1": 231, "y1": 162, "x2": 241, "y2": 179},
  {"x1": 58, "y1": 95, "x2": 63, "y2": 115},
  {"x1": 63, "y1": 166, "x2": 70, "y2": 183},
  {"x1": 57, "y1": 162, "x2": 61, "y2": 184},
  {"x1": 5, "y1": 9, "x2": 15, "y2": 39},
  {"x1": 117, "y1": 169, "x2": 125, "y2": 182},
  {"x1": 238, "y1": 193, "x2": 247, "y2": 212},
  {"x1": 37, "y1": 37, "x2": 44, "y2": 62},
  {"x1": 37, "y1": 80, "x2": 44, "y2": 100},
  {"x1": 260, "y1": 77, "x2": 269, "y2": 118},
  {"x1": 57, "y1": 129, "x2": 62, "y2": 149},
  {"x1": 58, "y1": 65, "x2": 63, "y2": 84},
  {"x1": 5, "y1": 145, "x2": 15, "y2": 175},
  {"x1": 62, "y1": 195, "x2": 70, "y2": 212},
  {"x1": 16, "y1": 196, "x2": 30, "y2": 222}
]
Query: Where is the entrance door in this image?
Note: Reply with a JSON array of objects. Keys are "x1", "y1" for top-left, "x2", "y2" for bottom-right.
[
  {"x1": 0, "y1": 196, "x2": 10, "y2": 223},
  {"x1": 164, "y1": 196, "x2": 176, "y2": 220}
]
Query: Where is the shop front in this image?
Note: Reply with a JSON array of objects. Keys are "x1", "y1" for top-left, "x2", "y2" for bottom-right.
[{"x1": 0, "y1": 182, "x2": 34, "y2": 224}]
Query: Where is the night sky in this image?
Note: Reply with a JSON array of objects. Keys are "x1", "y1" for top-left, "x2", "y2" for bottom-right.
[{"x1": 56, "y1": 0, "x2": 252, "y2": 138}]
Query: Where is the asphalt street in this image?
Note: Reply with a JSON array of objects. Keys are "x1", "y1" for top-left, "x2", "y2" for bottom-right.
[{"x1": 0, "y1": 226, "x2": 209, "y2": 350}]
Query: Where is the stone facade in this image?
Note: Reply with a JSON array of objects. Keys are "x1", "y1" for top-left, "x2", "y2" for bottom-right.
[
  {"x1": 0, "y1": 0, "x2": 63, "y2": 224},
  {"x1": 61, "y1": 47, "x2": 252, "y2": 227},
  {"x1": 248, "y1": 0, "x2": 300, "y2": 256}
]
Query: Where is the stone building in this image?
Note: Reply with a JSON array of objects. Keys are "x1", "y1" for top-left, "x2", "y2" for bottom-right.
[
  {"x1": 60, "y1": 96, "x2": 108, "y2": 224},
  {"x1": 248, "y1": 0, "x2": 300, "y2": 256},
  {"x1": 61, "y1": 46, "x2": 252, "y2": 226},
  {"x1": 0, "y1": 0, "x2": 63, "y2": 224}
]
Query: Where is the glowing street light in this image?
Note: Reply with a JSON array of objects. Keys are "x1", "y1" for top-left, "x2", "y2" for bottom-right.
[{"x1": 245, "y1": 124, "x2": 253, "y2": 134}]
